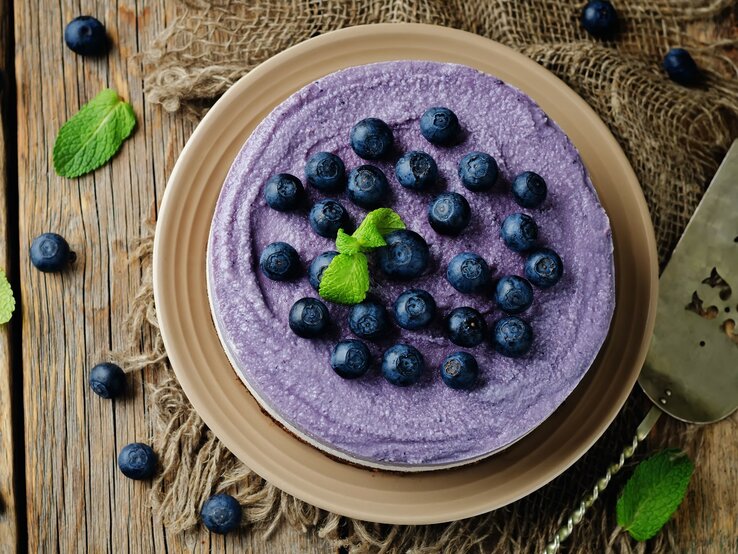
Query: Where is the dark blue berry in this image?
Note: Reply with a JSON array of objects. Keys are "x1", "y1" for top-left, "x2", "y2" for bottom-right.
[
  {"x1": 30, "y1": 233, "x2": 75, "y2": 272},
  {"x1": 350, "y1": 118, "x2": 394, "y2": 160},
  {"x1": 64, "y1": 16, "x2": 108, "y2": 56},
  {"x1": 381, "y1": 344, "x2": 424, "y2": 386},
  {"x1": 348, "y1": 299, "x2": 389, "y2": 340},
  {"x1": 259, "y1": 242, "x2": 300, "y2": 281},
  {"x1": 446, "y1": 252, "x2": 490, "y2": 294},
  {"x1": 500, "y1": 213, "x2": 538, "y2": 252},
  {"x1": 446, "y1": 307, "x2": 487, "y2": 348},
  {"x1": 440, "y1": 352, "x2": 479, "y2": 390},
  {"x1": 289, "y1": 297, "x2": 330, "y2": 338},
  {"x1": 347, "y1": 165, "x2": 389, "y2": 209},
  {"x1": 309, "y1": 199, "x2": 349, "y2": 238},
  {"x1": 263, "y1": 173, "x2": 304, "y2": 211},
  {"x1": 495, "y1": 275, "x2": 534, "y2": 314},
  {"x1": 200, "y1": 494, "x2": 242, "y2": 535},
  {"x1": 89, "y1": 362, "x2": 125, "y2": 399},
  {"x1": 419, "y1": 107, "x2": 461, "y2": 146},
  {"x1": 428, "y1": 192, "x2": 471, "y2": 236},
  {"x1": 458, "y1": 152, "x2": 499, "y2": 192},
  {"x1": 581, "y1": 1, "x2": 618, "y2": 40},
  {"x1": 305, "y1": 152, "x2": 346, "y2": 192},
  {"x1": 395, "y1": 151, "x2": 438, "y2": 191},
  {"x1": 663, "y1": 48, "x2": 700, "y2": 86},
  {"x1": 330, "y1": 340, "x2": 371, "y2": 379},
  {"x1": 118, "y1": 443, "x2": 157, "y2": 480},
  {"x1": 308, "y1": 251, "x2": 338, "y2": 291},
  {"x1": 393, "y1": 289, "x2": 436, "y2": 330},
  {"x1": 525, "y1": 248, "x2": 564, "y2": 289},
  {"x1": 512, "y1": 172, "x2": 547, "y2": 209},
  {"x1": 378, "y1": 230, "x2": 430, "y2": 280},
  {"x1": 492, "y1": 316, "x2": 533, "y2": 358}
]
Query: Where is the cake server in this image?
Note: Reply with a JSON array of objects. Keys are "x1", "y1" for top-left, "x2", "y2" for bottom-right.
[{"x1": 545, "y1": 139, "x2": 738, "y2": 553}]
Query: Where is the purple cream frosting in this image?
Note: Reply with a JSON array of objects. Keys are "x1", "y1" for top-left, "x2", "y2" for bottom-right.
[{"x1": 207, "y1": 61, "x2": 615, "y2": 467}]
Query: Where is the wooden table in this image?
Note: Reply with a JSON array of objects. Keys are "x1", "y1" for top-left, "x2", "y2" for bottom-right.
[{"x1": 1, "y1": 1, "x2": 735, "y2": 552}]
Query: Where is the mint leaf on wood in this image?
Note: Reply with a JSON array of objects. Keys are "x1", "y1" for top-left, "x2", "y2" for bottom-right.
[
  {"x1": 0, "y1": 270, "x2": 15, "y2": 324},
  {"x1": 318, "y1": 252, "x2": 369, "y2": 305}
]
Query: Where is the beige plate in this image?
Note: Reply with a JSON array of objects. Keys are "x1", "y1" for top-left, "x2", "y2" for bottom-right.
[{"x1": 153, "y1": 23, "x2": 658, "y2": 525}]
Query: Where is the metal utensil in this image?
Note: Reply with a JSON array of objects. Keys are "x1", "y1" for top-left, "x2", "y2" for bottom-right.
[{"x1": 545, "y1": 139, "x2": 738, "y2": 553}]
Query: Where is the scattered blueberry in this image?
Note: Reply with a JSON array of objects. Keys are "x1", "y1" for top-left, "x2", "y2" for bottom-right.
[
  {"x1": 427, "y1": 192, "x2": 471, "y2": 236},
  {"x1": 393, "y1": 289, "x2": 436, "y2": 330},
  {"x1": 305, "y1": 152, "x2": 346, "y2": 192},
  {"x1": 395, "y1": 151, "x2": 438, "y2": 191},
  {"x1": 330, "y1": 340, "x2": 372, "y2": 379},
  {"x1": 200, "y1": 494, "x2": 242, "y2": 535},
  {"x1": 663, "y1": 48, "x2": 700, "y2": 86},
  {"x1": 349, "y1": 299, "x2": 389, "y2": 340},
  {"x1": 259, "y1": 242, "x2": 300, "y2": 281},
  {"x1": 347, "y1": 165, "x2": 389, "y2": 209},
  {"x1": 446, "y1": 252, "x2": 490, "y2": 294},
  {"x1": 500, "y1": 213, "x2": 538, "y2": 252},
  {"x1": 89, "y1": 362, "x2": 125, "y2": 399},
  {"x1": 309, "y1": 199, "x2": 349, "y2": 238},
  {"x1": 446, "y1": 307, "x2": 487, "y2": 347},
  {"x1": 263, "y1": 173, "x2": 304, "y2": 211},
  {"x1": 30, "y1": 233, "x2": 75, "y2": 272},
  {"x1": 381, "y1": 344, "x2": 424, "y2": 386},
  {"x1": 511, "y1": 171, "x2": 548, "y2": 209},
  {"x1": 581, "y1": 1, "x2": 618, "y2": 40},
  {"x1": 350, "y1": 118, "x2": 394, "y2": 160},
  {"x1": 378, "y1": 230, "x2": 430, "y2": 280},
  {"x1": 495, "y1": 275, "x2": 534, "y2": 314},
  {"x1": 525, "y1": 248, "x2": 564, "y2": 289},
  {"x1": 289, "y1": 297, "x2": 330, "y2": 338},
  {"x1": 419, "y1": 107, "x2": 461, "y2": 146},
  {"x1": 64, "y1": 16, "x2": 108, "y2": 56},
  {"x1": 458, "y1": 152, "x2": 499, "y2": 192},
  {"x1": 308, "y1": 251, "x2": 338, "y2": 291},
  {"x1": 492, "y1": 316, "x2": 533, "y2": 358},
  {"x1": 440, "y1": 352, "x2": 479, "y2": 390},
  {"x1": 118, "y1": 443, "x2": 157, "y2": 480}
]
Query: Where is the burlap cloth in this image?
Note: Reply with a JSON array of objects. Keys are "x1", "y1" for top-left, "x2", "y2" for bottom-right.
[{"x1": 125, "y1": 1, "x2": 738, "y2": 552}]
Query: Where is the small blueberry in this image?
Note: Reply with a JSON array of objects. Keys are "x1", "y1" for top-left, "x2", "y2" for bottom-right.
[
  {"x1": 309, "y1": 199, "x2": 349, "y2": 238},
  {"x1": 305, "y1": 152, "x2": 346, "y2": 192},
  {"x1": 427, "y1": 192, "x2": 471, "y2": 236},
  {"x1": 64, "y1": 16, "x2": 108, "y2": 56},
  {"x1": 393, "y1": 289, "x2": 436, "y2": 330},
  {"x1": 492, "y1": 316, "x2": 533, "y2": 358},
  {"x1": 289, "y1": 297, "x2": 330, "y2": 338},
  {"x1": 440, "y1": 352, "x2": 479, "y2": 390},
  {"x1": 200, "y1": 494, "x2": 242, "y2": 535},
  {"x1": 581, "y1": 1, "x2": 618, "y2": 40},
  {"x1": 331, "y1": 340, "x2": 372, "y2": 379},
  {"x1": 118, "y1": 443, "x2": 157, "y2": 480},
  {"x1": 419, "y1": 107, "x2": 461, "y2": 146},
  {"x1": 348, "y1": 299, "x2": 389, "y2": 340},
  {"x1": 350, "y1": 118, "x2": 394, "y2": 160},
  {"x1": 381, "y1": 344, "x2": 424, "y2": 386},
  {"x1": 525, "y1": 248, "x2": 564, "y2": 289},
  {"x1": 663, "y1": 48, "x2": 700, "y2": 86},
  {"x1": 494, "y1": 275, "x2": 534, "y2": 314},
  {"x1": 446, "y1": 307, "x2": 487, "y2": 348},
  {"x1": 89, "y1": 362, "x2": 125, "y2": 399},
  {"x1": 308, "y1": 251, "x2": 338, "y2": 291},
  {"x1": 395, "y1": 151, "x2": 438, "y2": 191},
  {"x1": 30, "y1": 233, "x2": 75, "y2": 272},
  {"x1": 347, "y1": 165, "x2": 389, "y2": 209},
  {"x1": 378, "y1": 230, "x2": 430, "y2": 280},
  {"x1": 500, "y1": 213, "x2": 539, "y2": 252},
  {"x1": 446, "y1": 252, "x2": 490, "y2": 294},
  {"x1": 511, "y1": 171, "x2": 547, "y2": 209},
  {"x1": 458, "y1": 152, "x2": 499, "y2": 192},
  {"x1": 259, "y1": 242, "x2": 300, "y2": 281},
  {"x1": 263, "y1": 173, "x2": 304, "y2": 211}
]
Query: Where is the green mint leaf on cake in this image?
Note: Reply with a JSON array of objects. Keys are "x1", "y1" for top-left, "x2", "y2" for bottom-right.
[
  {"x1": 353, "y1": 208, "x2": 405, "y2": 248},
  {"x1": 53, "y1": 89, "x2": 137, "y2": 178},
  {"x1": 336, "y1": 229, "x2": 361, "y2": 255},
  {"x1": 319, "y1": 252, "x2": 369, "y2": 305},
  {"x1": 616, "y1": 449, "x2": 694, "y2": 541},
  {"x1": 0, "y1": 270, "x2": 15, "y2": 324}
]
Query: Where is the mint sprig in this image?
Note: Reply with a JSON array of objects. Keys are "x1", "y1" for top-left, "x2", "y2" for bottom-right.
[
  {"x1": 0, "y1": 269, "x2": 15, "y2": 324},
  {"x1": 616, "y1": 449, "x2": 694, "y2": 541},
  {"x1": 318, "y1": 208, "x2": 406, "y2": 304}
]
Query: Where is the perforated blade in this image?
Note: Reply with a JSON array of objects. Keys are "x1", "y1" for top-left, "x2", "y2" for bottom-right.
[{"x1": 640, "y1": 140, "x2": 738, "y2": 424}]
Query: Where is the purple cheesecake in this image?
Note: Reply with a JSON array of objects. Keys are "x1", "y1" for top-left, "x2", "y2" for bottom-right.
[{"x1": 207, "y1": 61, "x2": 615, "y2": 470}]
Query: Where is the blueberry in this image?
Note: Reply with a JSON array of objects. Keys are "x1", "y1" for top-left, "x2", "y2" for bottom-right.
[
  {"x1": 395, "y1": 151, "x2": 438, "y2": 191},
  {"x1": 350, "y1": 118, "x2": 394, "y2": 160},
  {"x1": 349, "y1": 299, "x2": 389, "y2": 340},
  {"x1": 525, "y1": 248, "x2": 564, "y2": 289},
  {"x1": 309, "y1": 199, "x2": 349, "y2": 238},
  {"x1": 118, "y1": 443, "x2": 157, "y2": 480},
  {"x1": 289, "y1": 297, "x2": 330, "y2": 338},
  {"x1": 378, "y1": 230, "x2": 430, "y2": 279},
  {"x1": 500, "y1": 213, "x2": 538, "y2": 252},
  {"x1": 446, "y1": 252, "x2": 490, "y2": 294},
  {"x1": 663, "y1": 48, "x2": 700, "y2": 86},
  {"x1": 330, "y1": 340, "x2": 371, "y2": 379},
  {"x1": 494, "y1": 275, "x2": 534, "y2": 314},
  {"x1": 200, "y1": 494, "x2": 242, "y2": 535},
  {"x1": 89, "y1": 362, "x2": 125, "y2": 399},
  {"x1": 428, "y1": 192, "x2": 471, "y2": 236},
  {"x1": 511, "y1": 172, "x2": 547, "y2": 209},
  {"x1": 259, "y1": 242, "x2": 300, "y2": 281},
  {"x1": 305, "y1": 152, "x2": 346, "y2": 192},
  {"x1": 64, "y1": 16, "x2": 108, "y2": 56},
  {"x1": 440, "y1": 352, "x2": 479, "y2": 390},
  {"x1": 381, "y1": 344, "x2": 424, "y2": 386},
  {"x1": 347, "y1": 165, "x2": 389, "y2": 209},
  {"x1": 393, "y1": 289, "x2": 436, "y2": 330},
  {"x1": 581, "y1": 1, "x2": 618, "y2": 40},
  {"x1": 446, "y1": 307, "x2": 487, "y2": 347},
  {"x1": 308, "y1": 251, "x2": 338, "y2": 291},
  {"x1": 263, "y1": 173, "x2": 304, "y2": 211},
  {"x1": 458, "y1": 152, "x2": 499, "y2": 192},
  {"x1": 492, "y1": 316, "x2": 533, "y2": 358},
  {"x1": 30, "y1": 233, "x2": 75, "y2": 272},
  {"x1": 419, "y1": 107, "x2": 461, "y2": 146}
]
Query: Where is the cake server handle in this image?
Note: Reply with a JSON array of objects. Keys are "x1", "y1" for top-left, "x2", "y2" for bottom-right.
[{"x1": 542, "y1": 406, "x2": 662, "y2": 554}]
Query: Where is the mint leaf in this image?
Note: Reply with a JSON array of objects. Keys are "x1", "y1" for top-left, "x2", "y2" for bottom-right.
[
  {"x1": 336, "y1": 229, "x2": 360, "y2": 255},
  {"x1": 0, "y1": 270, "x2": 15, "y2": 324},
  {"x1": 53, "y1": 89, "x2": 137, "y2": 178},
  {"x1": 616, "y1": 449, "x2": 694, "y2": 541},
  {"x1": 318, "y1": 253, "x2": 369, "y2": 305},
  {"x1": 353, "y1": 208, "x2": 405, "y2": 248}
]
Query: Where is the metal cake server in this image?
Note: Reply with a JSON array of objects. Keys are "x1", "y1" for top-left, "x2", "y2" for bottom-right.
[{"x1": 545, "y1": 139, "x2": 738, "y2": 553}]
